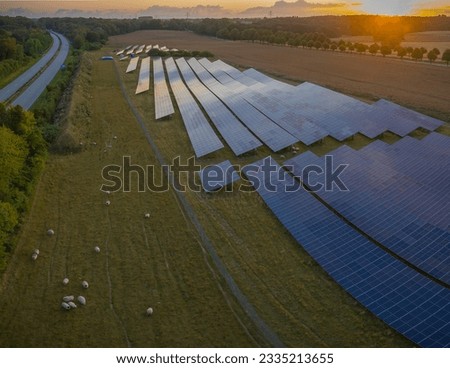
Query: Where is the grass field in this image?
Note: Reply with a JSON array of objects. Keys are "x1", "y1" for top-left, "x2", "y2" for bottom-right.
[{"x1": 3, "y1": 34, "x2": 448, "y2": 347}]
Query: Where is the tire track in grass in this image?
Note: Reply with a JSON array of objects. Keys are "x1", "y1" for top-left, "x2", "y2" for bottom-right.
[
  {"x1": 105, "y1": 207, "x2": 132, "y2": 347},
  {"x1": 114, "y1": 60, "x2": 284, "y2": 348}
]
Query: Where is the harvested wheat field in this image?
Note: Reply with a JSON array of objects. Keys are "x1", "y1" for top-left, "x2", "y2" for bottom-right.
[{"x1": 109, "y1": 30, "x2": 450, "y2": 122}]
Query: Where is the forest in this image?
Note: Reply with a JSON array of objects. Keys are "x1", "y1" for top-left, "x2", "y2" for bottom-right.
[
  {"x1": 0, "y1": 104, "x2": 47, "y2": 271},
  {"x1": 0, "y1": 17, "x2": 52, "y2": 85}
]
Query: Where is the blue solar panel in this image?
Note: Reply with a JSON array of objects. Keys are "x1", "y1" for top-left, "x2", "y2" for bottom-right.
[
  {"x1": 243, "y1": 156, "x2": 450, "y2": 348},
  {"x1": 199, "y1": 160, "x2": 240, "y2": 192},
  {"x1": 285, "y1": 133, "x2": 450, "y2": 284},
  {"x1": 164, "y1": 57, "x2": 223, "y2": 158},
  {"x1": 175, "y1": 57, "x2": 262, "y2": 156}
]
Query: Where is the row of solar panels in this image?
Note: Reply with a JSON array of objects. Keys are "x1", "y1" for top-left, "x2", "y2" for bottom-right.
[{"x1": 285, "y1": 132, "x2": 450, "y2": 285}]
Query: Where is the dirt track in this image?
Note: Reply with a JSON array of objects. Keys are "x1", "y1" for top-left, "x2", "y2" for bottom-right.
[{"x1": 109, "y1": 30, "x2": 450, "y2": 121}]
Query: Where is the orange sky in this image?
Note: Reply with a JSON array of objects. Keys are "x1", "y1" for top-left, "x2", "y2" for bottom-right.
[{"x1": 1, "y1": 0, "x2": 449, "y2": 16}]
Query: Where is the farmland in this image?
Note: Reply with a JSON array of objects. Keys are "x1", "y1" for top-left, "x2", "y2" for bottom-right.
[{"x1": 1, "y1": 28, "x2": 449, "y2": 347}]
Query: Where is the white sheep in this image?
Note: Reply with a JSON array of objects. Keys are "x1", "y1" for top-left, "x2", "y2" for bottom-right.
[
  {"x1": 63, "y1": 295, "x2": 74, "y2": 302},
  {"x1": 68, "y1": 301, "x2": 77, "y2": 309},
  {"x1": 63, "y1": 278, "x2": 69, "y2": 285},
  {"x1": 105, "y1": 190, "x2": 111, "y2": 195},
  {"x1": 113, "y1": 136, "x2": 117, "y2": 140},
  {"x1": 82, "y1": 281, "x2": 89, "y2": 289},
  {"x1": 105, "y1": 200, "x2": 111, "y2": 206},
  {"x1": 34, "y1": 249, "x2": 40, "y2": 255},
  {"x1": 77, "y1": 296, "x2": 86, "y2": 305},
  {"x1": 94, "y1": 246, "x2": 101, "y2": 253},
  {"x1": 61, "y1": 302, "x2": 71, "y2": 310},
  {"x1": 47, "y1": 229, "x2": 55, "y2": 236},
  {"x1": 31, "y1": 253, "x2": 38, "y2": 261},
  {"x1": 144, "y1": 213, "x2": 150, "y2": 219},
  {"x1": 146, "y1": 307, "x2": 153, "y2": 316}
]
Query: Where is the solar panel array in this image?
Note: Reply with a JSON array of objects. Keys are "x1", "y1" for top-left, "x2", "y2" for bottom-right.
[
  {"x1": 206, "y1": 60, "x2": 443, "y2": 143},
  {"x1": 199, "y1": 160, "x2": 240, "y2": 192},
  {"x1": 285, "y1": 132, "x2": 450, "y2": 285},
  {"x1": 153, "y1": 57, "x2": 175, "y2": 119},
  {"x1": 164, "y1": 57, "x2": 224, "y2": 158},
  {"x1": 243, "y1": 156, "x2": 450, "y2": 348},
  {"x1": 126, "y1": 57, "x2": 139, "y2": 73},
  {"x1": 193, "y1": 58, "x2": 298, "y2": 152},
  {"x1": 176, "y1": 58, "x2": 262, "y2": 156},
  {"x1": 203, "y1": 61, "x2": 328, "y2": 145},
  {"x1": 135, "y1": 57, "x2": 150, "y2": 94}
]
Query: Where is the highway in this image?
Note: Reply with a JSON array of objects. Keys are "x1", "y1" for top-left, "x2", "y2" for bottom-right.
[
  {"x1": 12, "y1": 32, "x2": 70, "y2": 110},
  {"x1": 0, "y1": 32, "x2": 61, "y2": 102}
]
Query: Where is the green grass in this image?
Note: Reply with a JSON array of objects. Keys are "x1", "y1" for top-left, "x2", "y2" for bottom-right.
[{"x1": 0, "y1": 51, "x2": 262, "y2": 347}]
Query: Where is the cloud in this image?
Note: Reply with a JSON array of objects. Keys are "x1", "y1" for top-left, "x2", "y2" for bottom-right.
[
  {"x1": 139, "y1": 5, "x2": 234, "y2": 19},
  {"x1": 240, "y1": 0, "x2": 355, "y2": 18}
]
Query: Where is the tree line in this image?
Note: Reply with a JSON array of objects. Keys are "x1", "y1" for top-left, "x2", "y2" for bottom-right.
[
  {"x1": 0, "y1": 17, "x2": 52, "y2": 84},
  {"x1": 33, "y1": 15, "x2": 449, "y2": 53},
  {"x1": 0, "y1": 104, "x2": 47, "y2": 271}
]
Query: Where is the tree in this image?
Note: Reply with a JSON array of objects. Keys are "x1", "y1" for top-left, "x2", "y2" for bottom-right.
[
  {"x1": 442, "y1": 49, "x2": 450, "y2": 65},
  {"x1": 397, "y1": 47, "x2": 407, "y2": 59},
  {"x1": 314, "y1": 41, "x2": 322, "y2": 50},
  {"x1": 369, "y1": 43, "x2": 379, "y2": 55},
  {"x1": 229, "y1": 28, "x2": 241, "y2": 41},
  {"x1": 355, "y1": 43, "x2": 368, "y2": 54},
  {"x1": 432, "y1": 48, "x2": 440, "y2": 57},
  {"x1": 427, "y1": 50, "x2": 437, "y2": 63},
  {"x1": 330, "y1": 43, "x2": 337, "y2": 51},
  {"x1": 380, "y1": 45, "x2": 392, "y2": 57},
  {"x1": 339, "y1": 44, "x2": 346, "y2": 52},
  {"x1": 411, "y1": 48, "x2": 423, "y2": 61}
]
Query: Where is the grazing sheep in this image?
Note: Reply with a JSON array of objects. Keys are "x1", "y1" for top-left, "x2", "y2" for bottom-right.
[
  {"x1": 113, "y1": 136, "x2": 117, "y2": 140},
  {"x1": 280, "y1": 154, "x2": 286, "y2": 159},
  {"x1": 63, "y1": 278, "x2": 69, "y2": 285},
  {"x1": 61, "y1": 302, "x2": 71, "y2": 310},
  {"x1": 146, "y1": 307, "x2": 153, "y2": 316},
  {"x1": 144, "y1": 213, "x2": 150, "y2": 219},
  {"x1": 77, "y1": 296, "x2": 86, "y2": 305},
  {"x1": 31, "y1": 253, "x2": 38, "y2": 261},
  {"x1": 94, "y1": 246, "x2": 101, "y2": 253},
  {"x1": 105, "y1": 190, "x2": 111, "y2": 195},
  {"x1": 63, "y1": 295, "x2": 74, "y2": 302},
  {"x1": 34, "y1": 249, "x2": 40, "y2": 255},
  {"x1": 105, "y1": 200, "x2": 111, "y2": 206},
  {"x1": 68, "y1": 301, "x2": 77, "y2": 309},
  {"x1": 47, "y1": 229, "x2": 55, "y2": 236},
  {"x1": 82, "y1": 281, "x2": 89, "y2": 289}
]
